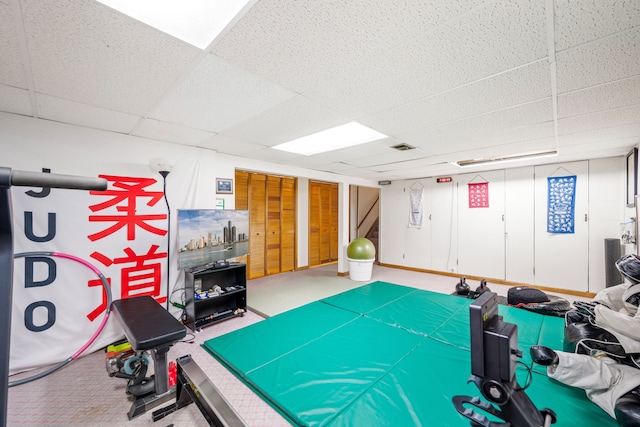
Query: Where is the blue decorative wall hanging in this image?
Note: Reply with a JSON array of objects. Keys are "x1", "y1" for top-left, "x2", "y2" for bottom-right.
[{"x1": 547, "y1": 175, "x2": 576, "y2": 234}]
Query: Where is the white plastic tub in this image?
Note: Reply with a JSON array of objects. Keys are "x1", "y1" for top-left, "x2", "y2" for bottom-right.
[{"x1": 348, "y1": 258, "x2": 374, "y2": 281}]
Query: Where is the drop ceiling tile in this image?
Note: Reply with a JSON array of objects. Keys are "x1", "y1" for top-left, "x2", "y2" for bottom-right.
[
  {"x1": 237, "y1": 146, "x2": 301, "y2": 163},
  {"x1": 366, "y1": 156, "x2": 450, "y2": 172},
  {"x1": 444, "y1": 136, "x2": 557, "y2": 162},
  {"x1": 344, "y1": 148, "x2": 429, "y2": 168},
  {"x1": 557, "y1": 104, "x2": 640, "y2": 135},
  {"x1": 36, "y1": 93, "x2": 140, "y2": 133},
  {"x1": 554, "y1": 0, "x2": 640, "y2": 51},
  {"x1": 197, "y1": 133, "x2": 267, "y2": 156},
  {"x1": 558, "y1": 76, "x2": 640, "y2": 118},
  {"x1": 220, "y1": 95, "x2": 347, "y2": 146},
  {"x1": 557, "y1": 123, "x2": 640, "y2": 147},
  {"x1": 398, "y1": 99, "x2": 553, "y2": 153},
  {"x1": 132, "y1": 118, "x2": 214, "y2": 146},
  {"x1": 0, "y1": 2, "x2": 27, "y2": 88},
  {"x1": 0, "y1": 85, "x2": 32, "y2": 115},
  {"x1": 20, "y1": 0, "x2": 201, "y2": 115},
  {"x1": 150, "y1": 54, "x2": 296, "y2": 133},
  {"x1": 361, "y1": 60, "x2": 551, "y2": 136},
  {"x1": 302, "y1": 0, "x2": 548, "y2": 119},
  {"x1": 212, "y1": 0, "x2": 486, "y2": 94},
  {"x1": 559, "y1": 138, "x2": 635, "y2": 157},
  {"x1": 556, "y1": 28, "x2": 640, "y2": 93}
]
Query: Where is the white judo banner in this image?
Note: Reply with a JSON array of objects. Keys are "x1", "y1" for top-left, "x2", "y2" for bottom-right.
[{"x1": 10, "y1": 172, "x2": 170, "y2": 374}]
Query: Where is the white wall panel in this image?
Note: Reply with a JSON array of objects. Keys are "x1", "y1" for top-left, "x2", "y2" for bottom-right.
[
  {"x1": 505, "y1": 167, "x2": 535, "y2": 284},
  {"x1": 431, "y1": 179, "x2": 458, "y2": 273},
  {"x1": 403, "y1": 179, "x2": 431, "y2": 270},
  {"x1": 379, "y1": 180, "x2": 406, "y2": 266},
  {"x1": 457, "y1": 170, "x2": 505, "y2": 280},
  {"x1": 588, "y1": 157, "x2": 626, "y2": 293},
  {"x1": 534, "y1": 161, "x2": 589, "y2": 291}
]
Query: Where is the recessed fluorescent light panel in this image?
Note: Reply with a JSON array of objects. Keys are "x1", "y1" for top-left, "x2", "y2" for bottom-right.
[
  {"x1": 454, "y1": 149, "x2": 557, "y2": 167},
  {"x1": 96, "y1": 0, "x2": 252, "y2": 49},
  {"x1": 272, "y1": 122, "x2": 387, "y2": 156}
]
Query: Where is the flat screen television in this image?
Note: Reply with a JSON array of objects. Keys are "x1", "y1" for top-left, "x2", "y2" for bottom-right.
[{"x1": 177, "y1": 209, "x2": 249, "y2": 270}]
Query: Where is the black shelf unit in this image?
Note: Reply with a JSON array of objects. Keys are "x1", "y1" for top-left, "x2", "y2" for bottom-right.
[{"x1": 184, "y1": 263, "x2": 247, "y2": 331}]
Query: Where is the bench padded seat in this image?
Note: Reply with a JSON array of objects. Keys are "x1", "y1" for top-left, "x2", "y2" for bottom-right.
[{"x1": 112, "y1": 296, "x2": 186, "y2": 351}]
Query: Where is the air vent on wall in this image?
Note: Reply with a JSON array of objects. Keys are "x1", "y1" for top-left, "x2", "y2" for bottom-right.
[{"x1": 391, "y1": 143, "x2": 416, "y2": 151}]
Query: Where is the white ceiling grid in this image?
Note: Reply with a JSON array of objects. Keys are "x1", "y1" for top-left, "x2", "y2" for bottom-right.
[{"x1": 0, "y1": 0, "x2": 638, "y2": 181}]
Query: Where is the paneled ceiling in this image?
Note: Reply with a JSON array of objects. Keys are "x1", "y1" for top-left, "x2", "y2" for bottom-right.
[{"x1": 1, "y1": 0, "x2": 639, "y2": 180}]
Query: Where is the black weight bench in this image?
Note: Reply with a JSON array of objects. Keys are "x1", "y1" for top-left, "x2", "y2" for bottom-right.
[{"x1": 111, "y1": 296, "x2": 186, "y2": 420}]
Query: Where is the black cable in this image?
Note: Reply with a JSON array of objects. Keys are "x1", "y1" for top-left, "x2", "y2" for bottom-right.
[{"x1": 160, "y1": 171, "x2": 170, "y2": 311}]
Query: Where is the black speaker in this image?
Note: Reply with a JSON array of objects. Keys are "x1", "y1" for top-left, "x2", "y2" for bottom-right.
[{"x1": 605, "y1": 238, "x2": 622, "y2": 287}]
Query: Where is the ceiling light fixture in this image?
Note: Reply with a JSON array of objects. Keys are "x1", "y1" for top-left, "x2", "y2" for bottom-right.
[
  {"x1": 96, "y1": 0, "x2": 252, "y2": 49},
  {"x1": 454, "y1": 149, "x2": 558, "y2": 168},
  {"x1": 272, "y1": 122, "x2": 387, "y2": 156}
]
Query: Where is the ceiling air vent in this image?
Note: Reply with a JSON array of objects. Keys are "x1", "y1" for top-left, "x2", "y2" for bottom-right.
[{"x1": 391, "y1": 143, "x2": 415, "y2": 151}]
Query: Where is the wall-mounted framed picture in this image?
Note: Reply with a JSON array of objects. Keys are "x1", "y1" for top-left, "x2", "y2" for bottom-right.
[
  {"x1": 627, "y1": 148, "x2": 638, "y2": 207},
  {"x1": 216, "y1": 178, "x2": 233, "y2": 194}
]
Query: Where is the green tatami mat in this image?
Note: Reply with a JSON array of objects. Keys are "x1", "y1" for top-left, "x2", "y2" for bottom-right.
[
  {"x1": 204, "y1": 301, "x2": 360, "y2": 374},
  {"x1": 203, "y1": 281, "x2": 616, "y2": 426}
]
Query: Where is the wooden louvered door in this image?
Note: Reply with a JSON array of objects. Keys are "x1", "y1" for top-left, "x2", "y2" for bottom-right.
[
  {"x1": 235, "y1": 170, "x2": 296, "y2": 279},
  {"x1": 266, "y1": 176, "x2": 281, "y2": 275},
  {"x1": 309, "y1": 181, "x2": 339, "y2": 267},
  {"x1": 249, "y1": 173, "x2": 266, "y2": 279},
  {"x1": 281, "y1": 177, "x2": 296, "y2": 272},
  {"x1": 309, "y1": 182, "x2": 321, "y2": 266}
]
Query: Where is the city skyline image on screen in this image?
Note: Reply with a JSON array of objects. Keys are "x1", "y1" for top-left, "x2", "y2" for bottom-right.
[{"x1": 177, "y1": 209, "x2": 249, "y2": 270}]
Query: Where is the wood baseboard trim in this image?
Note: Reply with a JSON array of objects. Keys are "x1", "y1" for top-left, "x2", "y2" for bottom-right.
[{"x1": 377, "y1": 262, "x2": 597, "y2": 299}]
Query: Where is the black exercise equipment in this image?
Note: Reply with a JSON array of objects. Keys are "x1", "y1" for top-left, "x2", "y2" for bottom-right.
[
  {"x1": 111, "y1": 295, "x2": 187, "y2": 419},
  {"x1": 0, "y1": 167, "x2": 107, "y2": 427},
  {"x1": 456, "y1": 277, "x2": 470, "y2": 296},
  {"x1": 452, "y1": 292, "x2": 556, "y2": 427},
  {"x1": 153, "y1": 354, "x2": 247, "y2": 426}
]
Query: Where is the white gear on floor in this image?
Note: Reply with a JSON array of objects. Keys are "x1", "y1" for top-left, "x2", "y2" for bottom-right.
[
  {"x1": 593, "y1": 283, "x2": 640, "y2": 354},
  {"x1": 548, "y1": 351, "x2": 640, "y2": 418}
]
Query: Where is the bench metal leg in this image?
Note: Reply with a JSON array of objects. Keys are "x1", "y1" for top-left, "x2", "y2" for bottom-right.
[{"x1": 127, "y1": 345, "x2": 174, "y2": 420}]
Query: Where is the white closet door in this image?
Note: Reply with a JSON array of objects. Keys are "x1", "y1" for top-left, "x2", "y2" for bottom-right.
[
  {"x1": 431, "y1": 179, "x2": 458, "y2": 273},
  {"x1": 534, "y1": 161, "x2": 589, "y2": 291},
  {"x1": 457, "y1": 170, "x2": 506, "y2": 280},
  {"x1": 505, "y1": 167, "x2": 535, "y2": 284},
  {"x1": 379, "y1": 181, "x2": 407, "y2": 266},
  {"x1": 404, "y1": 179, "x2": 432, "y2": 269}
]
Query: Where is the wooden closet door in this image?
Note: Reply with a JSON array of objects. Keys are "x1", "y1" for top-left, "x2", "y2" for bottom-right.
[
  {"x1": 309, "y1": 181, "x2": 338, "y2": 266},
  {"x1": 329, "y1": 184, "x2": 338, "y2": 261},
  {"x1": 281, "y1": 177, "x2": 296, "y2": 272},
  {"x1": 319, "y1": 183, "x2": 332, "y2": 263},
  {"x1": 235, "y1": 170, "x2": 249, "y2": 210},
  {"x1": 249, "y1": 174, "x2": 266, "y2": 279},
  {"x1": 309, "y1": 182, "x2": 321, "y2": 266},
  {"x1": 266, "y1": 176, "x2": 281, "y2": 275}
]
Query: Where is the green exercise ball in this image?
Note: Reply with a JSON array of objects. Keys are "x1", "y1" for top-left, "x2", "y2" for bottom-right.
[{"x1": 347, "y1": 238, "x2": 376, "y2": 260}]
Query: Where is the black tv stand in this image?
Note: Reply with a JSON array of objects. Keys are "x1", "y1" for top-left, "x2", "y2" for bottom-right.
[{"x1": 184, "y1": 263, "x2": 247, "y2": 331}]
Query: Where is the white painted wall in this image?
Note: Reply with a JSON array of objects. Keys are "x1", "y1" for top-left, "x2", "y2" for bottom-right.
[
  {"x1": 1, "y1": 112, "x2": 378, "y2": 275},
  {"x1": 1, "y1": 110, "x2": 630, "y2": 293},
  {"x1": 380, "y1": 158, "x2": 626, "y2": 294}
]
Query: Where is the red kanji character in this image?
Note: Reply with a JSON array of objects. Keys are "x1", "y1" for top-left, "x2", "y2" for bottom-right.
[
  {"x1": 91, "y1": 246, "x2": 168, "y2": 303},
  {"x1": 88, "y1": 175, "x2": 167, "y2": 241},
  {"x1": 86, "y1": 276, "x2": 112, "y2": 321}
]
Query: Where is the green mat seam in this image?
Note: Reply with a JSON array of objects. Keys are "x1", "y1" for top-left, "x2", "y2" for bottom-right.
[
  {"x1": 201, "y1": 342, "x2": 302, "y2": 426},
  {"x1": 320, "y1": 336, "x2": 430, "y2": 427},
  {"x1": 244, "y1": 315, "x2": 362, "y2": 376},
  {"x1": 320, "y1": 287, "x2": 422, "y2": 316}
]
